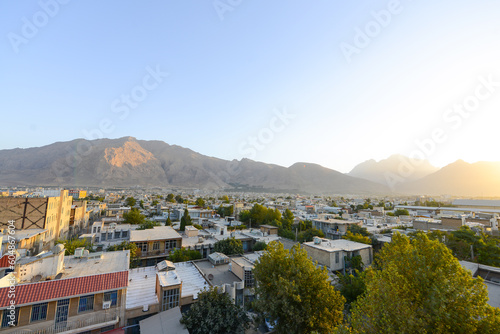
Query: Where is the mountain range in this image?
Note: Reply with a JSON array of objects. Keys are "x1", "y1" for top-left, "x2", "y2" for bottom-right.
[{"x1": 0, "y1": 137, "x2": 498, "y2": 196}]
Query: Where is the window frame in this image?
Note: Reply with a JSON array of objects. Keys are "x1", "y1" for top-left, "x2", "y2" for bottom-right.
[{"x1": 78, "y1": 295, "x2": 95, "y2": 313}]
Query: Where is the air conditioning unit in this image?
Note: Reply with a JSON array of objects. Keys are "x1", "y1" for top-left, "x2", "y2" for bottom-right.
[{"x1": 102, "y1": 301, "x2": 111, "y2": 309}]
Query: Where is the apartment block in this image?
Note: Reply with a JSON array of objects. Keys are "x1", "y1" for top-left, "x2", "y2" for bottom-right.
[{"x1": 0, "y1": 245, "x2": 129, "y2": 333}]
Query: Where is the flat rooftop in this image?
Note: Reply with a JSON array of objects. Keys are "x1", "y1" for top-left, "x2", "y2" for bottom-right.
[
  {"x1": 231, "y1": 257, "x2": 254, "y2": 270},
  {"x1": 303, "y1": 239, "x2": 371, "y2": 252},
  {"x1": 194, "y1": 259, "x2": 241, "y2": 287},
  {"x1": 62, "y1": 251, "x2": 130, "y2": 279},
  {"x1": 130, "y1": 226, "x2": 181, "y2": 242},
  {"x1": 127, "y1": 266, "x2": 159, "y2": 310},
  {"x1": 175, "y1": 262, "x2": 209, "y2": 299},
  {"x1": 158, "y1": 270, "x2": 181, "y2": 287},
  {"x1": 9, "y1": 228, "x2": 47, "y2": 240},
  {"x1": 18, "y1": 250, "x2": 130, "y2": 283},
  {"x1": 313, "y1": 218, "x2": 360, "y2": 225}
]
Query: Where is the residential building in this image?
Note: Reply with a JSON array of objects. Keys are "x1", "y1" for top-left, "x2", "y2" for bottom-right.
[
  {"x1": 68, "y1": 190, "x2": 87, "y2": 199},
  {"x1": 0, "y1": 245, "x2": 129, "y2": 333},
  {"x1": 126, "y1": 261, "x2": 209, "y2": 328},
  {"x1": 302, "y1": 238, "x2": 373, "y2": 273},
  {"x1": 69, "y1": 200, "x2": 89, "y2": 236},
  {"x1": 130, "y1": 226, "x2": 182, "y2": 266},
  {"x1": 0, "y1": 190, "x2": 72, "y2": 248},
  {"x1": 312, "y1": 215, "x2": 363, "y2": 239}
]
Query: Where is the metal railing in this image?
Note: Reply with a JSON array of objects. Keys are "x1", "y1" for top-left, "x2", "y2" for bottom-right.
[{"x1": 11, "y1": 310, "x2": 119, "y2": 334}]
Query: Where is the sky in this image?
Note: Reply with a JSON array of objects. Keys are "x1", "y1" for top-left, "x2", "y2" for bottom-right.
[{"x1": 1, "y1": 0, "x2": 500, "y2": 173}]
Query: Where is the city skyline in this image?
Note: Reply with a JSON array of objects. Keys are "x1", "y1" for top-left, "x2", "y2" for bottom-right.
[{"x1": 2, "y1": 1, "x2": 500, "y2": 173}]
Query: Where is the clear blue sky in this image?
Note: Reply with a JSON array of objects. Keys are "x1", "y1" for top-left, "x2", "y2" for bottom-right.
[{"x1": 1, "y1": 0, "x2": 500, "y2": 172}]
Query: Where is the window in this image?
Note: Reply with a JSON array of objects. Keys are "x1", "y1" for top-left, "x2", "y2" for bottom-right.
[
  {"x1": 244, "y1": 270, "x2": 254, "y2": 287},
  {"x1": 165, "y1": 240, "x2": 177, "y2": 250},
  {"x1": 114, "y1": 231, "x2": 121, "y2": 239},
  {"x1": 335, "y1": 252, "x2": 339, "y2": 264},
  {"x1": 162, "y1": 288, "x2": 180, "y2": 311},
  {"x1": 101, "y1": 232, "x2": 107, "y2": 241},
  {"x1": 152, "y1": 241, "x2": 160, "y2": 250},
  {"x1": 121, "y1": 230, "x2": 128, "y2": 238},
  {"x1": 107, "y1": 232, "x2": 113, "y2": 240},
  {"x1": 104, "y1": 290, "x2": 118, "y2": 307},
  {"x1": 95, "y1": 237, "x2": 99, "y2": 243},
  {"x1": 79, "y1": 295, "x2": 94, "y2": 312},
  {"x1": 1, "y1": 308, "x2": 18, "y2": 328},
  {"x1": 31, "y1": 302, "x2": 48, "y2": 322},
  {"x1": 136, "y1": 242, "x2": 147, "y2": 252}
]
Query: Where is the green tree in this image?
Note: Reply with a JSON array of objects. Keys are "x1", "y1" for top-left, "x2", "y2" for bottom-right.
[
  {"x1": 165, "y1": 216, "x2": 172, "y2": 226},
  {"x1": 297, "y1": 227, "x2": 324, "y2": 243},
  {"x1": 217, "y1": 205, "x2": 234, "y2": 218},
  {"x1": 281, "y1": 208, "x2": 295, "y2": 230},
  {"x1": 169, "y1": 248, "x2": 202, "y2": 262},
  {"x1": 166, "y1": 193, "x2": 175, "y2": 202},
  {"x1": 337, "y1": 270, "x2": 366, "y2": 305},
  {"x1": 214, "y1": 237, "x2": 243, "y2": 255},
  {"x1": 342, "y1": 231, "x2": 372, "y2": 245},
  {"x1": 125, "y1": 197, "x2": 136, "y2": 207},
  {"x1": 195, "y1": 197, "x2": 205, "y2": 208},
  {"x1": 347, "y1": 224, "x2": 371, "y2": 237},
  {"x1": 139, "y1": 200, "x2": 144, "y2": 209},
  {"x1": 180, "y1": 208, "x2": 192, "y2": 231},
  {"x1": 106, "y1": 241, "x2": 139, "y2": 268},
  {"x1": 55, "y1": 238, "x2": 92, "y2": 255},
  {"x1": 136, "y1": 220, "x2": 161, "y2": 230},
  {"x1": 175, "y1": 194, "x2": 184, "y2": 203},
  {"x1": 394, "y1": 208, "x2": 410, "y2": 216},
  {"x1": 350, "y1": 232, "x2": 500, "y2": 333},
  {"x1": 220, "y1": 195, "x2": 230, "y2": 203},
  {"x1": 253, "y1": 241, "x2": 267, "y2": 251},
  {"x1": 253, "y1": 242, "x2": 345, "y2": 334},
  {"x1": 122, "y1": 208, "x2": 145, "y2": 225},
  {"x1": 180, "y1": 287, "x2": 250, "y2": 334}
]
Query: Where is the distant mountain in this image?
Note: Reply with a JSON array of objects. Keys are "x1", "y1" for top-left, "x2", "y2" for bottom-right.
[
  {"x1": 399, "y1": 160, "x2": 500, "y2": 197},
  {"x1": 348, "y1": 154, "x2": 439, "y2": 185},
  {"x1": 0, "y1": 137, "x2": 387, "y2": 194}
]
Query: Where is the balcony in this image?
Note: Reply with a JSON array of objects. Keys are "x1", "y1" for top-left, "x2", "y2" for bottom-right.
[
  {"x1": 140, "y1": 249, "x2": 176, "y2": 258},
  {"x1": 8, "y1": 310, "x2": 120, "y2": 334}
]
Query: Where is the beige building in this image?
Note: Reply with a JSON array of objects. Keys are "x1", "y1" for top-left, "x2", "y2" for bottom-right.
[
  {"x1": 0, "y1": 190, "x2": 73, "y2": 249},
  {"x1": 0, "y1": 245, "x2": 129, "y2": 333},
  {"x1": 130, "y1": 226, "x2": 182, "y2": 266},
  {"x1": 302, "y1": 238, "x2": 373, "y2": 273},
  {"x1": 312, "y1": 215, "x2": 363, "y2": 239}
]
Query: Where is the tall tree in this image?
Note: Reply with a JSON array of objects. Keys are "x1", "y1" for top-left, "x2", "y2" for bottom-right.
[
  {"x1": 125, "y1": 197, "x2": 136, "y2": 207},
  {"x1": 214, "y1": 237, "x2": 243, "y2": 255},
  {"x1": 122, "y1": 208, "x2": 145, "y2": 225},
  {"x1": 180, "y1": 208, "x2": 192, "y2": 231},
  {"x1": 175, "y1": 194, "x2": 184, "y2": 203},
  {"x1": 350, "y1": 232, "x2": 500, "y2": 333},
  {"x1": 253, "y1": 242, "x2": 345, "y2": 334},
  {"x1": 180, "y1": 287, "x2": 250, "y2": 334},
  {"x1": 195, "y1": 197, "x2": 205, "y2": 208}
]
